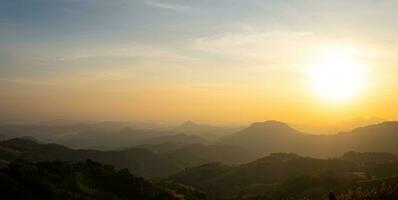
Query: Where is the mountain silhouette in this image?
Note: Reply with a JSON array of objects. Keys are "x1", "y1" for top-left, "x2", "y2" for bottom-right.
[
  {"x1": 171, "y1": 152, "x2": 398, "y2": 199},
  {"x1": 0, "y1": 138, "x2": 179, "y2": 178},
  {"x1": 0, "y1": 137, "x2": 253, "y2": 178},
  {"x1": 173, "y1": 121, "x2": 241, "y2": 140},
  {"x1": 131, "y1": 133, "x2": 208, "y2": 146},
  {"x1": 218, "y1": 121, "x2": 398, "y2": 158}
]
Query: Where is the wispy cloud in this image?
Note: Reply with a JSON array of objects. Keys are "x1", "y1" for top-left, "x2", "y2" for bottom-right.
[
  {"x1": 193, "y1": 30, "x2": 320, "y2": 68},
  {"x1": 59, "y1": 44, "x2": 197, "y2": 64},
  {"x1": 0, "y1": 78, "x2": 53, "y2": 86},
  {"x1": 146, "y1": 0, "x2": 191, "y2": 11}
]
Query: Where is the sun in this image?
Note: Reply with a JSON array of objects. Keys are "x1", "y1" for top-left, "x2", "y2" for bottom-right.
[{"x1": 308, "y1": 44, "x2": 368, "y2": 102}]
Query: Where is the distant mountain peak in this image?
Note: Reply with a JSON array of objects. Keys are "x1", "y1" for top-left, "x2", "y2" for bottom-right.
[
  {"x1": 174, "y1": 121, "x2": 213, "y2": 132},
  {"x1": 249, "y1": 120, "x2": 290, "y2": 128},
  {"x1": 245, "y1": 153, "x2": 304, "y2": 166},
  {"x1": 345, "y1": 120, "x2": 398, "y2": 134},
  {"x1": 181, "y1": 120, "x2": 198, "y2": 126},
  {"x1": 6, "y1": 137, "x2": 39, "y2": 145},
  {"x1": 266, "y1": 152, "x2": 301, "y2": 160},
  {"x1": 243, "y1": 120, "x2": 299, "y2": 134},
  {"x1": 175, "y1": 133, "x2": 188, "y2": 137},
  {"x1": 370, "y1": 121, "x2": 398, "y2": 128}
]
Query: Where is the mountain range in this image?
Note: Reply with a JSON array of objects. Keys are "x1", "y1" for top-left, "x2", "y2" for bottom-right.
[
  {"x1": 2, "y1": 120, "x2": 398, "y2": 161},
  {"x1": 171, "y1": 151, "x2": 398, "y2": 199},
  {"x1": 1, "y1": 120, "x2": 398, "y2": 199},
  {"x1": 173, "y1": 121, "x2": 242, "y2": 140},
  {"x1": 217, "y1": 120, "x2": 398, "y2": 158},
  {"x1": 0, "y1": 138, "x2": 251, "y2": 178}
]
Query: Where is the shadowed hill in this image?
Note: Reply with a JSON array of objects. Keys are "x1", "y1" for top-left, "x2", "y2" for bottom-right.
[
  {"x1": 0, "y1": 159, "x2": 183, "y2": 200},
  {"x1": 173, "y1": 121, "x2": 241, "y2": 140},
  {"x1": 130, "y1": 133, "x2": 208, "y2": 146},
  {"x1": 336, "y1": 121, "x2": 398, "y2": 153},
  {"x1": 136, "y1": 143, "x2": 186, "y2": 154},
  {"x1": 3, "y1": 120, "x2": 398, "y2": 159},
  {"x1": 171, "y1": 152, "x2": 398, "y2": 199},
  {"x1": 55, "y1": 127, "x2": 181, "y2": 150},
  {"x1": 162, "y1": 143, "x2": 255, "y2": 167},
  {"x1": 340, "y1": 151, "x2": 398, "y2": 164},
  {"x1": 0, "y1": 138, "x2": 254, "y2": 178},
  {"x1": 135, "y1": 142, "x2": 255, "y2": 168},
  {"x1": 171, "y1": 153, "x2": 358, "y2": 188},
  {"x1": 218, "y1": 121, "x2": 398, "y2": 158},
  {"x1": 0, "y1": 123, "x2": 183, "y2": 150},
  {"x1": 0, "y1": 138, "x2": 180, "y2": 178},
  {"x1": 217, "y1": 120, "x2": 318, "y2": 157}
]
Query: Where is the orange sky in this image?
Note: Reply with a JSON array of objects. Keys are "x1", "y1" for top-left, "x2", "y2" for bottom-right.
[{"x1": 1, "y1": 1, "x2": 398, "y2": 132}]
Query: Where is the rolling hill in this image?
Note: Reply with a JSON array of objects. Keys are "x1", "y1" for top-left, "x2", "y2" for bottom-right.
[
  {"x1": 173, "y1": 121, "x2": 242, "y2": 140},
  {"x1": 0, "y1": 159, "x2": 190, "y2": 200},
  {"x1": 171, "y1": 152, "x2": 398, "y2": 199},
  {"x1": 0, "y1": 138, "x2": 179, "y2": 178},
  {"x1": 0, "y1": 138, "x2": 253, "y2": 178},
  {"x1": 218, "y1": 120, "x2": 398, "y2": 158}
]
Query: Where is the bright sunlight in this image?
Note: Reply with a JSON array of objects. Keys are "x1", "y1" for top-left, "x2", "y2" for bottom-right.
[{"x1": 308, "y1": 44, "x2": 369, "y2": 102}]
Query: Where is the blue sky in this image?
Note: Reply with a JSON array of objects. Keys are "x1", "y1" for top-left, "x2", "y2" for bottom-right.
[{"x1": 1, "y1": 0, "x2": 397, "y2": 76}]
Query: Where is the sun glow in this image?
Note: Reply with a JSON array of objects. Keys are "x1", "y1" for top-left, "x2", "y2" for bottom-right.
[{"x1": 308, "y1": 44, "x2": 368, "y2": 102}]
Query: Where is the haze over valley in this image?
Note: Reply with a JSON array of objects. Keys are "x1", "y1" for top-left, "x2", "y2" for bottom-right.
[{"x1": 2, "y1": 0, "x2": 398, "y2": 199}]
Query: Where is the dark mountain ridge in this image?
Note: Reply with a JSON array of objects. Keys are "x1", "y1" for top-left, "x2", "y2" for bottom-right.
[
  {"x1": 218, "y1": 120, "x2": 398, "y2": 158},
  {"x1": 173, "y1": 121, "x2": 241, "y2": 140},
  {"x1": 0, "y1": 138, "x2": 179, "y2": 178},
  {"x1": 171, "y1": 152, "x2": 398, "y2": 199},
  {"x1": 0, "y1": 137, "x2": 252, "y2": 178}
]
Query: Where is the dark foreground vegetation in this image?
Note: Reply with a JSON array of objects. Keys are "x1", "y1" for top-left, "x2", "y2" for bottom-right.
[
  {"x1": 333, "y1": 184, "x2": 398, "y2": 200},
  {"x1": 1, "y1": 156, "x2": 398, "y2": 200},
  {"x1": 0, "y1": 160, "x2": 185, "y2": 200},
  {"x1": 171, "y1": 152, "x2": 398, "y2": 200}
]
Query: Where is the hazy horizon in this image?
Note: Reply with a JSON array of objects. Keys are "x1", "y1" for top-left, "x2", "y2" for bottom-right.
[{"x1": 0, "y1": 116, "x2": 389, "y2": 135}]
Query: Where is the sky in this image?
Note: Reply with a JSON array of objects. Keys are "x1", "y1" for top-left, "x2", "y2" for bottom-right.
[{"x1": 1, "y1": 0, "x2": 398, "y2": 129}]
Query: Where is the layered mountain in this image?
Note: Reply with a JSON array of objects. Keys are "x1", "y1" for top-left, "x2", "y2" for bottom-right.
[
  {"x1": 136, "y1": 142, "x2": 186, "y2": 154},
  {"x1": 0, "y1": 138, "x2": 179, "y2": 178},
  {"x1": 162, "y1": 143, "x2": 255, "y2": 167},
  {"x1": 171, "y1": 152, "x2": 398, "y2": 199},
  {"x1": 0, "y1": 122, "x2": 180, "y2": 150},
  {"x1": 50, "y1": 128, "x2": 184, "y2": 150},
  {"x1": 336, "y1": 121, "x2": 398, "y2": 153},
  {"x1": 0, "y1": 123, "x2": 92, "y2": 142},
  {"x1": 173, "y1": 121, "x2": 241, "y2": 140},
  {"x1": 0, "y1": 138, "x2": 253, "y2": 178},
  {"x1": 130, "y1": 133, "x2": 207, "y2": 146},
  {"x1": 340, "y1": 151, "x2": 398, "y2": 164},
  {"x1": 218, "y1": 120, "x2": 398, "y2": 158}
]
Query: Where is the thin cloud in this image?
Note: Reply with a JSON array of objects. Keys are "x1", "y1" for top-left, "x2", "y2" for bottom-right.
[
  {"x1": 193, "y1": 30, "x2": 319, "y2": 69},
  {"x1": 59, "y1": 44, "x2": 197, "y2": 63},
  {"x1": 0, "y1": 78, "x2": 53, "y2": 86},
  {"x1": 146, "y1": 0, "x2": 191, "y2": 11}
]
